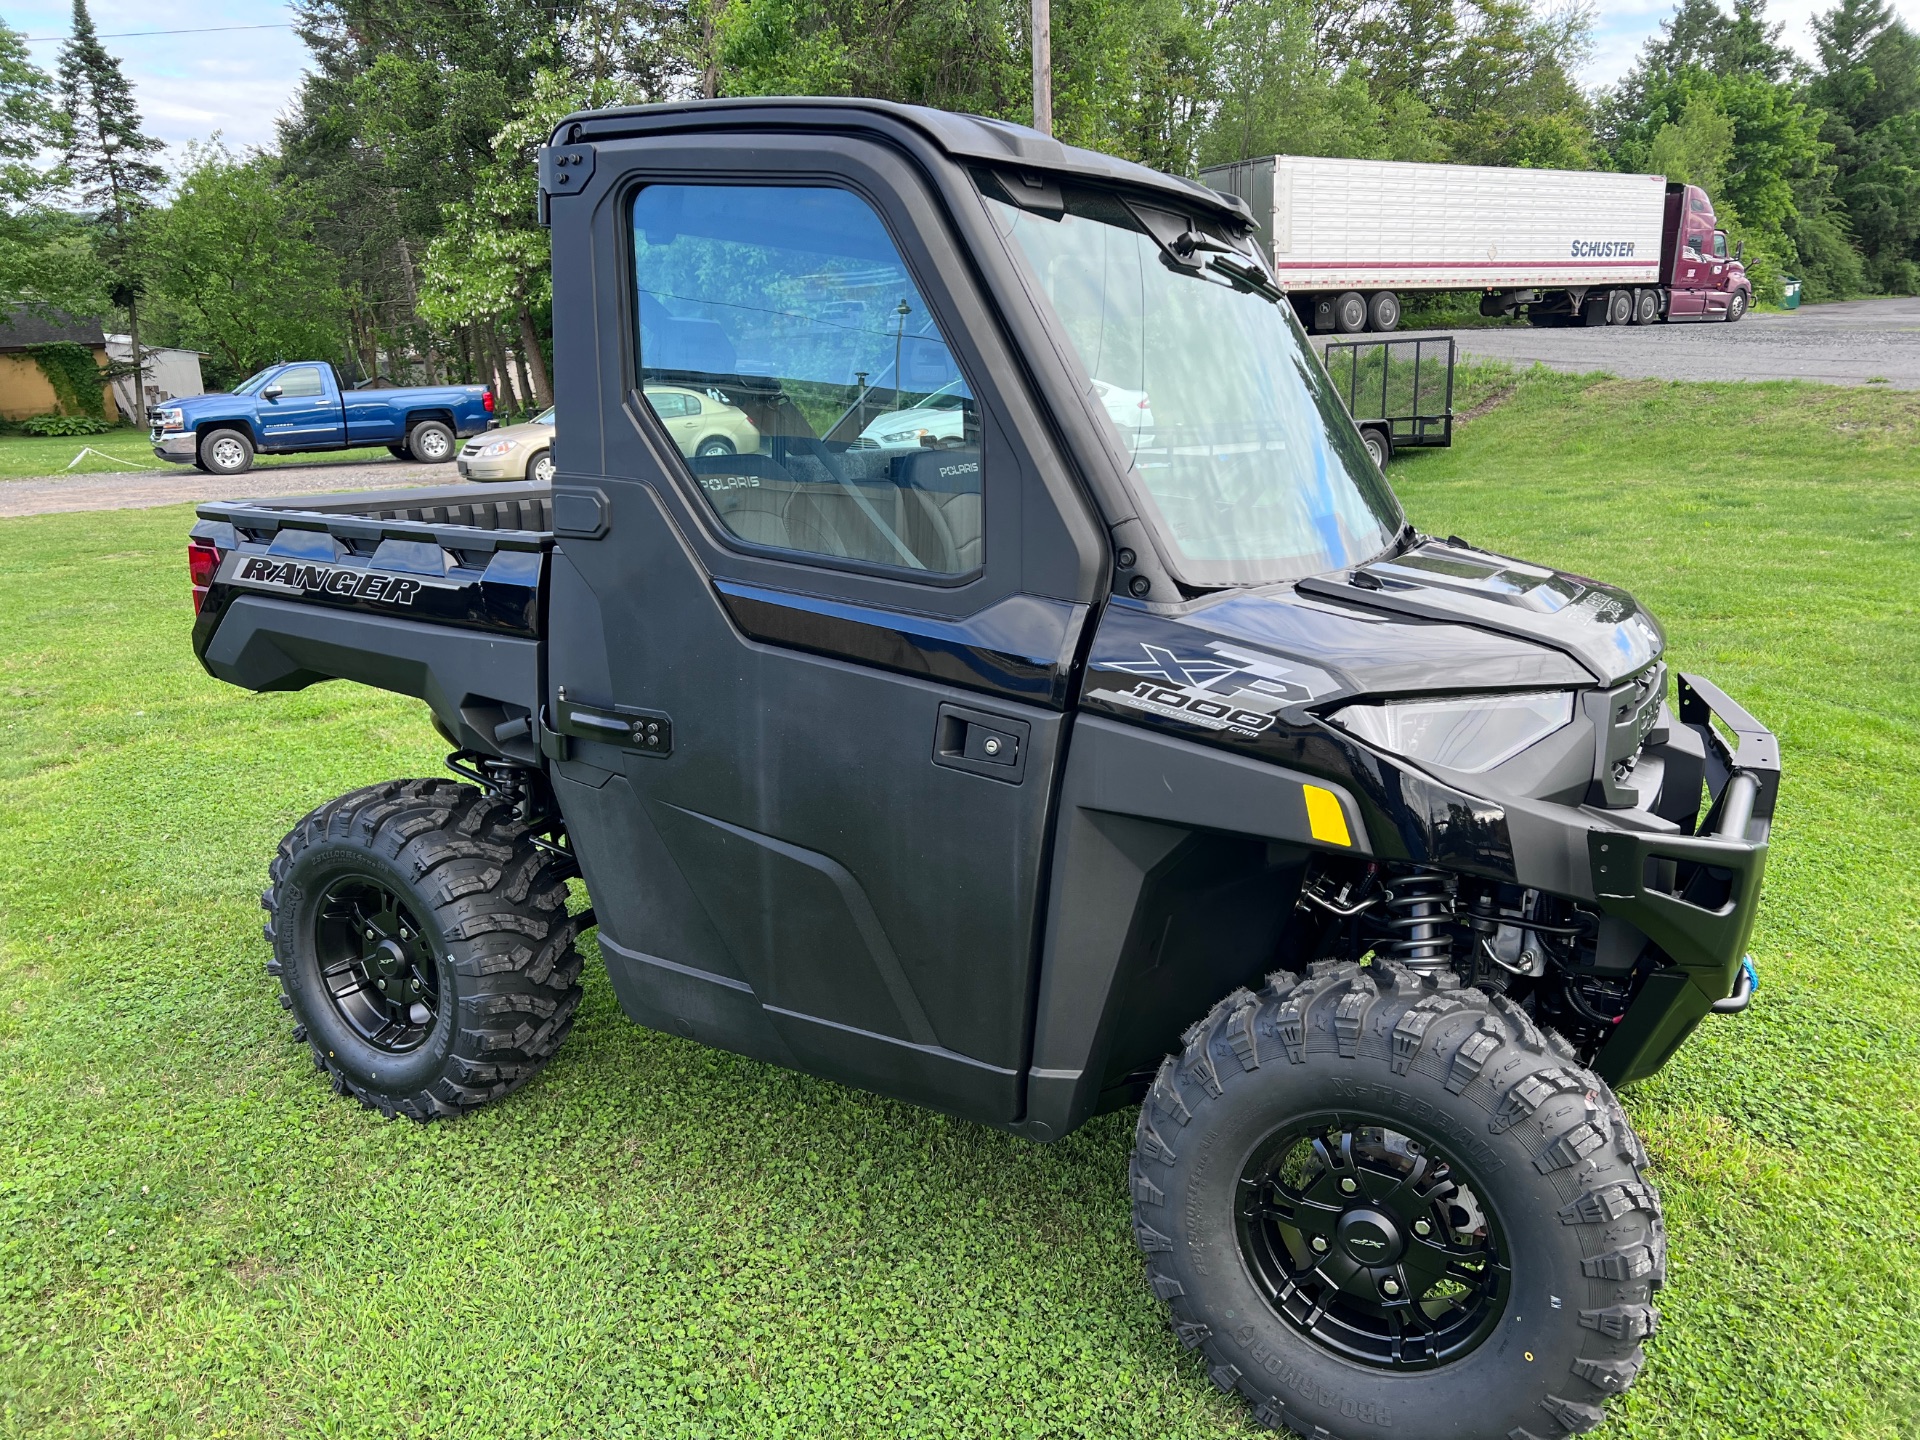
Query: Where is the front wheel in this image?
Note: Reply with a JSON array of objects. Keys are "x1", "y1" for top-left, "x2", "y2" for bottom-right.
[
  {"x1": 527, "y1": 448, "x2": 555, "y2": 484},
  {"x1": 1726, "y1": 291, "x2": 1748, "y2": 322},
  {"x1": 261, "y1": 778, "x2": 585, "y2": 1120},
  {"x1": 1133, "y1": 962, "x2": 1661, "y2": 1440},
  {"x1": 199, "y1": 427, "x2": 254, "y2": 476}
]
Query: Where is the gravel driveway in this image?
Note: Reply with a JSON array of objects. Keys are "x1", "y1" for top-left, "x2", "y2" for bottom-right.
[
  {"x1": 0, "y1": 456, "x2": 470, "y2": 519},
  {"x1": 7, "y1": 299, "x2": 1912, "y2": 519},
  {"x1": 1392, "y1": 295, "x2": 1920, "y2": 388}
]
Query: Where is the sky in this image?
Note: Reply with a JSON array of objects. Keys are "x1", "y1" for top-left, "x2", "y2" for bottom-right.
[{"x1": 7, "y1": 0, "x2": 1920, "y2": 159}]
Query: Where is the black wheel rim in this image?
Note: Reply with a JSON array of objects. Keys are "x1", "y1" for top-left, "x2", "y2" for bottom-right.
[
  {"x1": 313, "y1": 874, "x2": 442, "y2": 1053},
  {"x1": 1234, "y1": 1114, "x2": 1511, "y2": 1370}
]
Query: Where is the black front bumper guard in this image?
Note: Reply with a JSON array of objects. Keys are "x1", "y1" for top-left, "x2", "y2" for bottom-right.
[{"x1": 1588, "y1": 674, "x2": 1778, "y2": 1086}]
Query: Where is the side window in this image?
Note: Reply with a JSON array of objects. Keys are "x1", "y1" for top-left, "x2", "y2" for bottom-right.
[
  {"x1": 632, "y1": 183, "x2": 982, "y2": 577},
  {"x1": 1712, "y1": 232, "x2": 1728, "y2": 259},
  {"x1": 278, "y1": 366, "x2": 324, "y2": 398}
]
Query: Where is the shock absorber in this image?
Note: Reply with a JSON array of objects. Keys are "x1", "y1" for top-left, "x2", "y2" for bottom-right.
[{"x1": 1378, "y1": 870, "x2": 1454, "y2": 973}]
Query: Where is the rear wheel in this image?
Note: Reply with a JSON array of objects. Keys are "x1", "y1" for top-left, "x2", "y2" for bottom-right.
[
  {"x1": 199, "y1": 427, "x2": 254, "y2": 476},
  {"x1": 1632, "y1": 289, "x2": 1661, "y2": 325},
  {"x1": 1333, "y1": 291, "x2": 1369, "y2": 334},
  {"x1": 1132, "y1": 961, "x2": 1661, "y2": 1440},
  {"x1": 1367, "y1": 291, "x2": 1401, "y2": 333},
  {"x1": 1361, "y1": 426, "x2": 1391, "y2": 471},
  {"x1": 695, "y1": 436, "x2": 736, "y2": 458},
  {"x1": 1606, "y1": 289, "x2": 1633, "y2": 326},
  {"x1": 407, "y1": 420, "x2": 456, "y2": 463},
  {"x1": 261, "y1": 778, "x2": 585, "y2": 1120}
]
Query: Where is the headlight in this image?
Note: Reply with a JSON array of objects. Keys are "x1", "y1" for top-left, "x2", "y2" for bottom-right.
[
  {"x1": 478, "y1": 439, "x2": 514, "y2": 457},
  {"x1": 155, "y1": 408, "x2": 184, "y2": 431},
  {"x1": 880, "y1": 428, "x2": 930, "y2": 444},
  {"x1": 1328, "y1": 691, "x2": 1576, "y2": 773}
]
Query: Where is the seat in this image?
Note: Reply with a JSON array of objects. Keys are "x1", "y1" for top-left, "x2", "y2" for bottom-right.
[{"x1": 896, "y1": 448, "x2": 983, "y2": 574}]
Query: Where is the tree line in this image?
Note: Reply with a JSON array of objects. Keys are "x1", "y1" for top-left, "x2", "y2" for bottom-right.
[{"x1": 1, "y1": 0, "x2": 1915, "y2": 406}]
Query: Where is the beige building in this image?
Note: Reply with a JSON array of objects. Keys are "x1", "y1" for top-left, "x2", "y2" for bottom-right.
[{"x1": 0, "y1": 307, "x2": 120, "y2": 423}]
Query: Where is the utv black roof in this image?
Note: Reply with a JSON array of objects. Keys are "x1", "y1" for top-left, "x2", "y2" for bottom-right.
[{"x1": 549, "y1": 96, "x2": 1254, "y2": 230}]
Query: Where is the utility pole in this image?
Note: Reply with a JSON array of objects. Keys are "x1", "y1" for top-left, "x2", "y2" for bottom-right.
[{"x1": 1031, "y1": 0, "x2": 1052, "y2": 136}]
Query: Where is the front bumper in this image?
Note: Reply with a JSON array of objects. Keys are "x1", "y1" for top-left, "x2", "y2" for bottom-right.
[
  {"x1": 455, "y1": 453, "x2": 526, "y2": 482},
  {"x1": 1580, "y1": 674, "x2": 1776, "y2": 1083},
  {"x1": 152, "y1": 431, "x2": 196, "y2": 464}
]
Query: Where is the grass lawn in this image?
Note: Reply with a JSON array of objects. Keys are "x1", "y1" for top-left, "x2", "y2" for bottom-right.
[
  {"x1": 0, "y1": 428, "x2": 397, "y2": 481},
  {"x1": 1, "y1": 369, "x2": 1916, "y2": 1437}
]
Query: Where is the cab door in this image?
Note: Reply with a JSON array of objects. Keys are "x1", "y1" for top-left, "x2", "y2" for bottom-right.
[
  {"x1": 1704, "y1": 230, "x2": 1732, "y2": 316},
  {"x1": 543, "y1": 141, "x2": 1103, "y2": 1122},
  {"x1": 1667, "y1": 225, "x2": 1709, "y2": 319},
  {"x1": 257, "y1": 364, "x2": 344, "y2": 448}
]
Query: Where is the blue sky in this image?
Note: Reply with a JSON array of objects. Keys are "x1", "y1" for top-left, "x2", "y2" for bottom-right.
[{"x1": 7, "y1": 0, "x2": 1920, "y2": 159}]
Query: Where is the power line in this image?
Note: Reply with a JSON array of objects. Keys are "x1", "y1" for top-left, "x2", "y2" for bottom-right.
[{"x1": 18, "y1": 23, "x2": 297, "y2": 43}]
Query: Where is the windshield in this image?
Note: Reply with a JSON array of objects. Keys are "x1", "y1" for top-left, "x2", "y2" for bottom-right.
[
  {"x1": 232, "y1": 368, "x2": 275, "y2": 396},
  {"x1": 533, "y1": 407, "x2": 556, "y2": 426},
  {"x1": 986, "y1": 189, "x2": 1402, "y2": 586}
]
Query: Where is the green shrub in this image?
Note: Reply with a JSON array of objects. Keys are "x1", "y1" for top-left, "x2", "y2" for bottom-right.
[{"x1": 19, "y1": 412, "x2": 114, "y2": 437}]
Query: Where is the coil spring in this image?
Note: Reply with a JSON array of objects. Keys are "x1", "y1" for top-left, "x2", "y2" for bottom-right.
[{"x1": 1379, "y1": 871, "x2": 1453, "y2": 971}]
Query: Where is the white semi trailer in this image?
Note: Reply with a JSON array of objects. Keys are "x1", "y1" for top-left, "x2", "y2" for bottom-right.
[{"x1": 1200, "y1": 154, "x2": 1753, "y2": 332}]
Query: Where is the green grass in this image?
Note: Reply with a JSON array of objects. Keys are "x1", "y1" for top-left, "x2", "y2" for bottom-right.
[
  {"x1": 1, "y1": 368, "x2": 1917, "y2": 1437},
  {"x1": 0, "y1": 428, "x2": 398, "y2": 481}
]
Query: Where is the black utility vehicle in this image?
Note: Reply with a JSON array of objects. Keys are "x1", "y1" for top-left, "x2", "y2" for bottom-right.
[{"x1": 189, "y1": 101, "x2": 1775, "y2": 1440}]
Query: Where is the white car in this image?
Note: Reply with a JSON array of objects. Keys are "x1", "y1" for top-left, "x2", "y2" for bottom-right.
[
  {"x1": 855, "y1": 380, "x2": 970, "y2": 453},
  {"x1": 854, "y1": 376, "x2": 1153, "y2": 453}
]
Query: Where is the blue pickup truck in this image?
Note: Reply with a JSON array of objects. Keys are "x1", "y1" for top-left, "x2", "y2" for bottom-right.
[{"x1": 150, "y1": 361, "x2": 497, "y2": 475}]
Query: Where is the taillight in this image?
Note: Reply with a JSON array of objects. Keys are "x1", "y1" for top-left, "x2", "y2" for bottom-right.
[
  {"x1": 482, "y1": 389, "x2": 495, "y2": 413},
  {"x1": 188, "y1": 540, "x2": 220, "y2": 613}
]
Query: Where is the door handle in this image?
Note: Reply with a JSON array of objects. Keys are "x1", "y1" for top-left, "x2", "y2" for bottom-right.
[{"x1": 932, "y1": 702, "x2": 1029, "y2": 784}]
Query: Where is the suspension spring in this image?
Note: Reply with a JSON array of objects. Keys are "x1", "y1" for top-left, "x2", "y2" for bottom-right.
[{"x1": 1379, "y1": 871, "x2": 1454, "y2": 972}]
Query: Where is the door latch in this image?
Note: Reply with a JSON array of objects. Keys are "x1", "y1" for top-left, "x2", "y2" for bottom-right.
[
  {"x1": 933, "y1": 702, "x2": 1029, "y2": 783},
  {"x1": 552, "y1": 689, "x2": 673, "y2": 758}
]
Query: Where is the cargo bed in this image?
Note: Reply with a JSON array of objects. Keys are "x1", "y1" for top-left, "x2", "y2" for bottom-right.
[{"x1": 189, "y1": 483, "x2": 553, "y2": 762}]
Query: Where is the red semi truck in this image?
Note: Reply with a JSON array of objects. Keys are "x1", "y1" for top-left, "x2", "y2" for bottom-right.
[{"x1": 1200, "y1": 154, "x2": 1753, "y2": 333}]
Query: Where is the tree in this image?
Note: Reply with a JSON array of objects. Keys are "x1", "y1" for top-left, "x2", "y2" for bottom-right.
[
  {"x1": 1808, "y1": 0, "x2": 1920, "y2": 291},
  {"x1": 419, "y1": 71, "x2": 641, "y2": 407},
  {"x1": 0, "y1": 25, "x2": 104, "y2": 319},
  {"x1": 56, "y1": 0, "x2": 165, "y2": 410},
  {"x1": 145, "y1": 147, "x2": 346, "y2": 388},
  {"x1": 1201, "y1": 0, "x2": 1391, "y2": 166},
  {"x1": 1647, "y1": 92, "x2": 1738, "y2": 194}
]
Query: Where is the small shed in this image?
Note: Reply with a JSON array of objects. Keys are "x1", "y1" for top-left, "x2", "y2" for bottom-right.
[
  {"x1": 105, "y1": 334, "x2": 207, "y2": 416},
  {"x1": 0, "y1": 306, "x2": 119, "y2": 422}
]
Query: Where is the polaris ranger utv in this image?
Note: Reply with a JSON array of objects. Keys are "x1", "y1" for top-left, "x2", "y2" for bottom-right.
[{"x1": 188, "y1": 100, "x2": 1775, "y2": 1440}]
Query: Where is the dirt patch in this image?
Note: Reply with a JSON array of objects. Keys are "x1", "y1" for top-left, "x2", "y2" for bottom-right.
[{"x1": 1454, "y1": 384, "x2": 1517, "y2": 424}]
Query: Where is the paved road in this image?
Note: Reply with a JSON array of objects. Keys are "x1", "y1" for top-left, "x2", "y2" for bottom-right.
[
  {"x1": 0, "y1": 456, "x2": 467, "y2": 519},
  {"x1": 1390, "y1": 295, "x2": 1920, "y2": 388}
]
